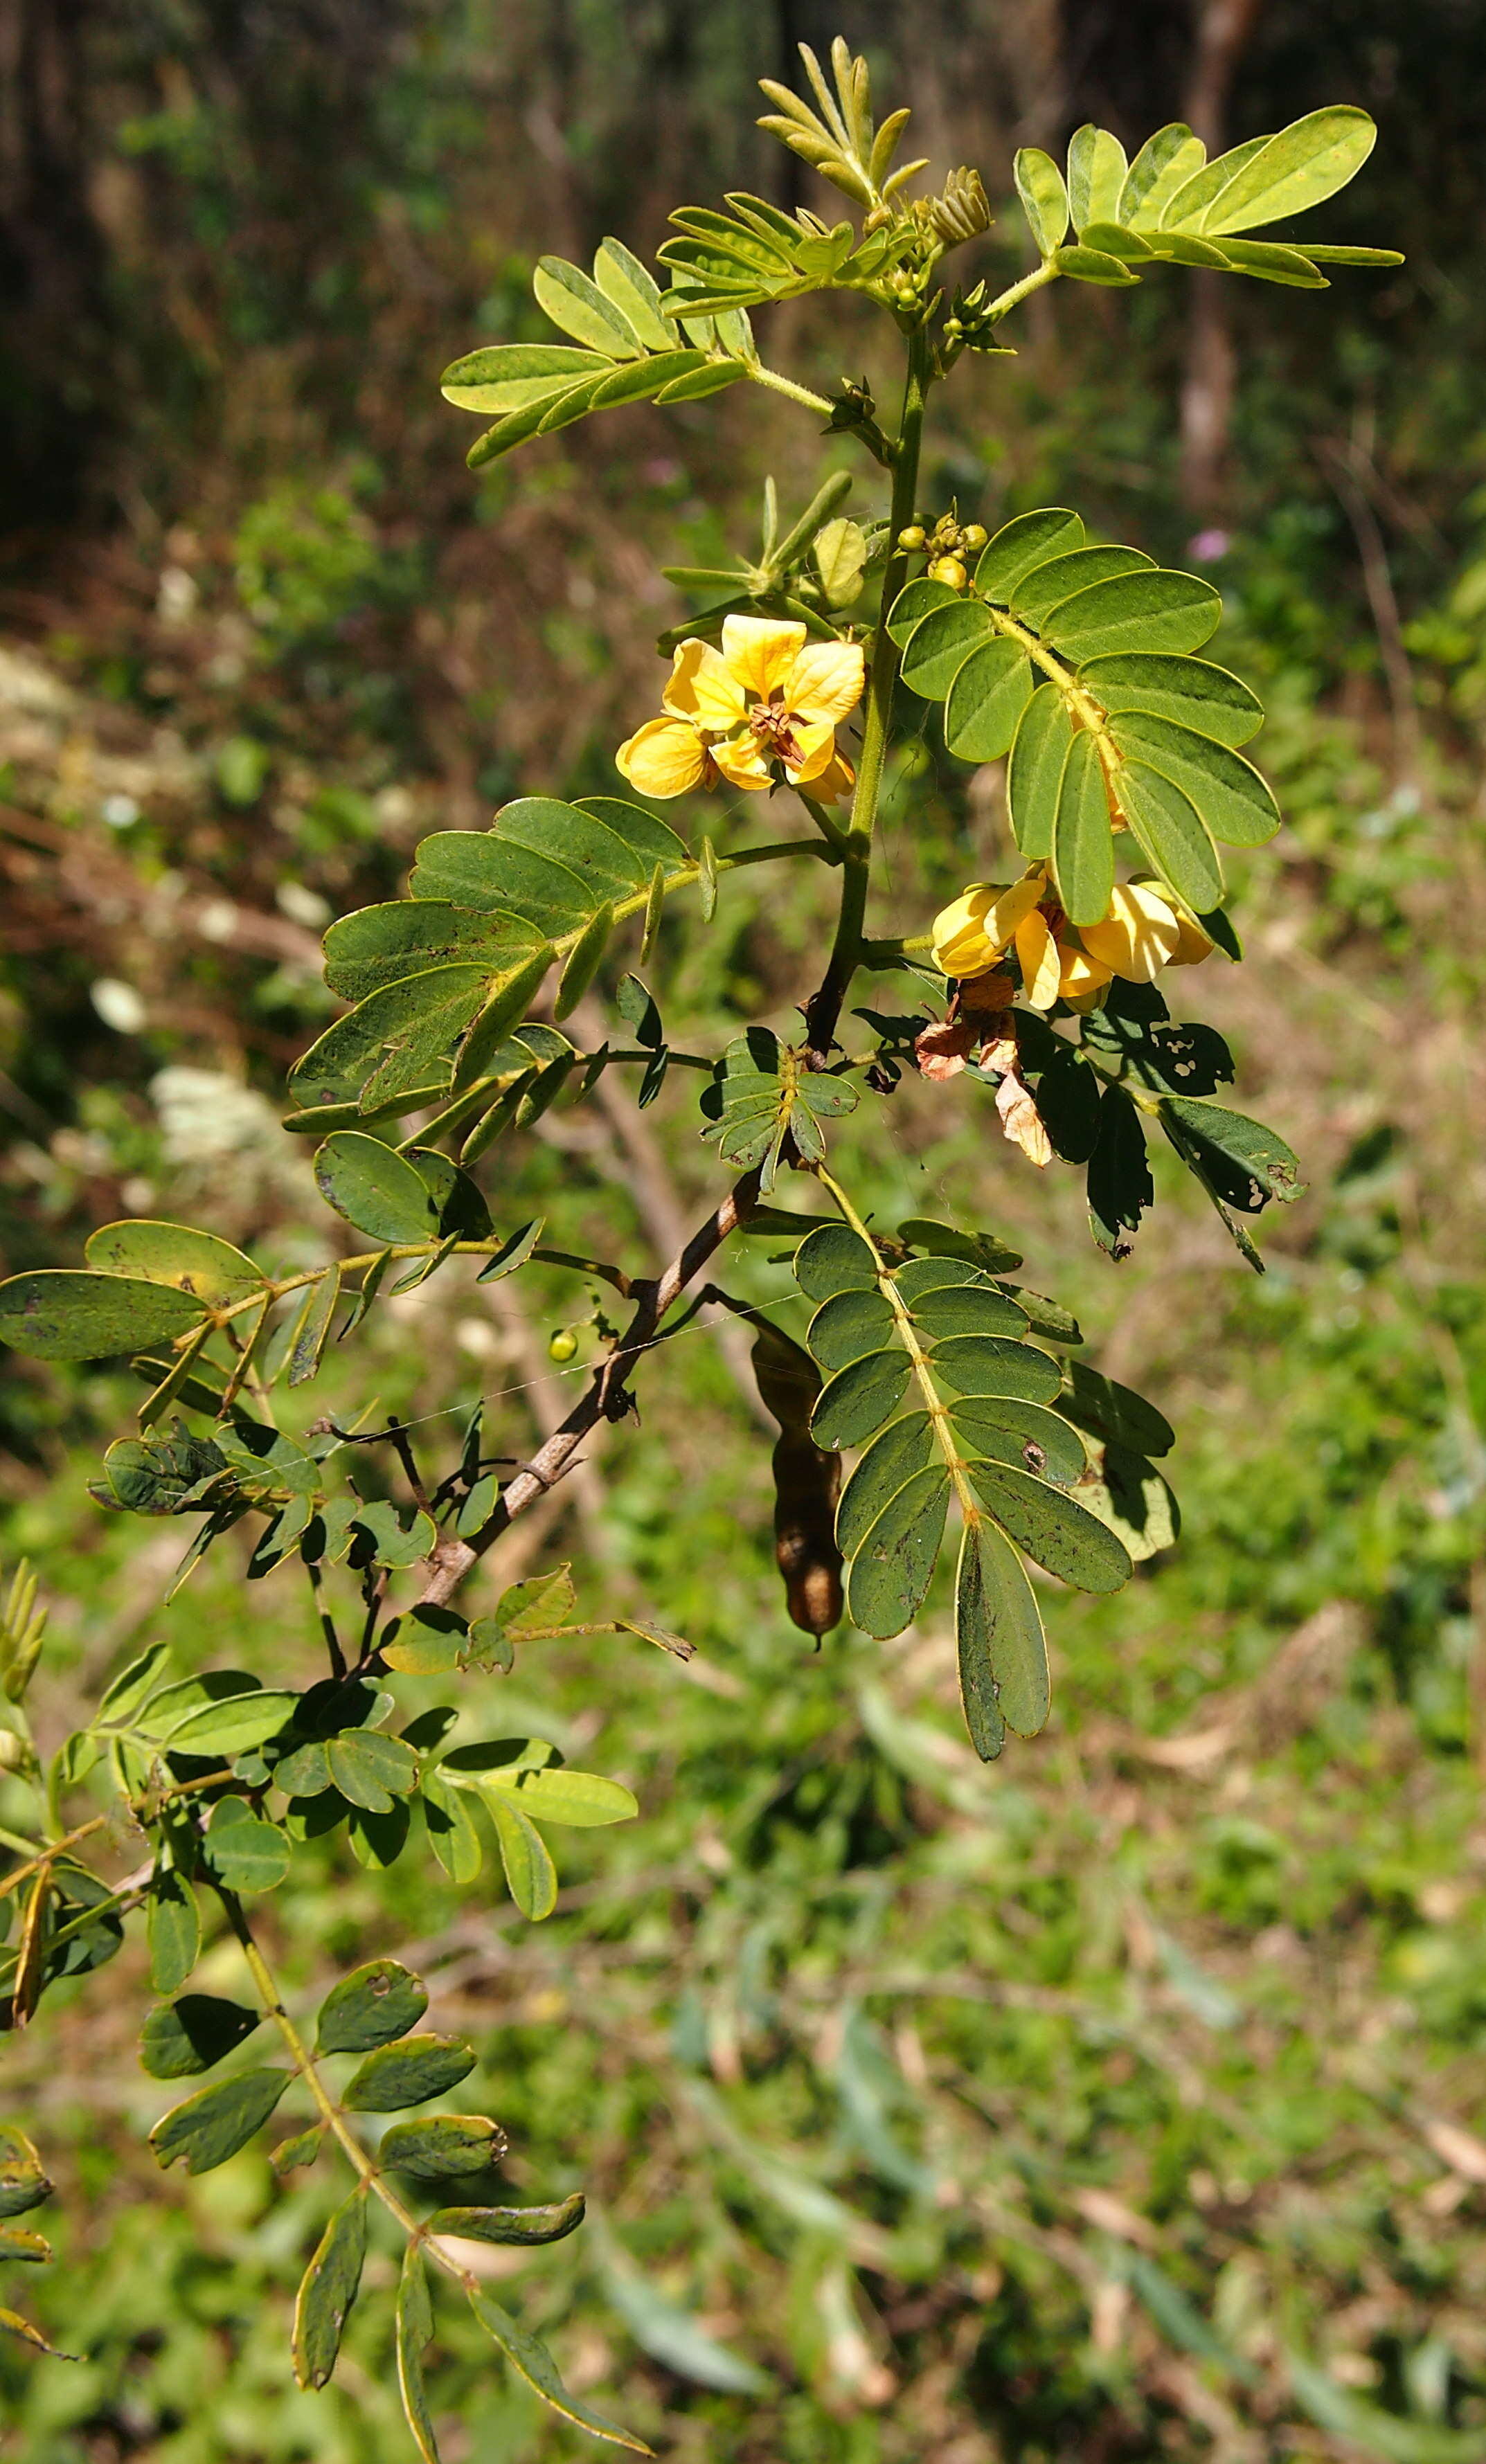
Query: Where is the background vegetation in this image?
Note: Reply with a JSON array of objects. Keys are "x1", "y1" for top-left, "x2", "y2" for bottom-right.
[{"x1": 3, "y1": 2, "x2": 1486, "y2": 2455}]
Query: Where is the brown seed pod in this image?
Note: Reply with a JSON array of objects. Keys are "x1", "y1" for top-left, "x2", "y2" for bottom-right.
[{"x1": 750, "y1": 1320, "x2": 843, "y2": 1639}]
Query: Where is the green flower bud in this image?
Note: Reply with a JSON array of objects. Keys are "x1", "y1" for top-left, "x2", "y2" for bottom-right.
[
  {"x1": 929, "y1": 554, "x2": 968, "y2": 590},
  {"x1": 548, "y1": 1328, "x2": 580, "y2": 1364}
]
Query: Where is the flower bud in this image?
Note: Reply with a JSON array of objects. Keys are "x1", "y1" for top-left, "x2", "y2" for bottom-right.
[
  {"x1": 928, "y1": 554, "x2": 967, "y2": 590},
  {"x1": 896, "y1": 525, "x2": 926, "y2": 550},
  {"x1": 547, "y1": 1328, "x2": 579, "y2": 1363},
  {"x1": 0, "y1": 1727, "x2": 30, "y2": 1772},
  {"x1": 961, "y1": 523, "x2": 988, "y2": 550}
]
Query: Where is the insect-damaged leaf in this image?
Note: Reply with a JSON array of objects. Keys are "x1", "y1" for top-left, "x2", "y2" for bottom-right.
[
  {"x1": 380, "y1": 2113, "x2": 510, "y2": 2181},
  {"x1": 316, "y1": 1959, "x2": 429, "y2": 2055}
]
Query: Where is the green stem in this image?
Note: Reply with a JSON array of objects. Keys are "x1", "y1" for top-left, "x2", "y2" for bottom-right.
[
  {"x1": 221, "y1": 1891, "x2": 490, "y2": 2295},
  {"x1": 805, "y1": 324, "x2": 934, "y2": 1063},
  {"x1": 746, "y1": 363, "x2": 837, "y2": 420},
  {"x1": 981, "y1": 260, "x2": 1061, "y2": 324}
]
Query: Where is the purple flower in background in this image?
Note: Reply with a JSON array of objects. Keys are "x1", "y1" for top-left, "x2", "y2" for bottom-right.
[{"x1": 1188, "y1": 528, "x2": 1231, "y2": 564}]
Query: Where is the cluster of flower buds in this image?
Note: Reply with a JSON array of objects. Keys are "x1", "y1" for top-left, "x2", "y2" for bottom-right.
[
  {"x1": 942, "y1": 279, "x2": 1011, "y2": 354},
  {"x1": 895, "y1": 507, "x2": 988, "y2": 591}
]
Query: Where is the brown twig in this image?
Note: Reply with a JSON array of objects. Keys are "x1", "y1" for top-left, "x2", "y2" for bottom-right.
[{"x1": 417, "y1": 1170, "x2": 762, "y2": 1608}]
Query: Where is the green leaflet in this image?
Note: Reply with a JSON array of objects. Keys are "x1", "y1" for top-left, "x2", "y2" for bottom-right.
[
  {"x1": 1012, "y1": 542, "x2": 1152, "y2": 625},
  {"x1": 425, "y1": 2192, "x2": 586, "y2": 2246},
  {"x1": 0, "y1": 1270, "x2": 205, "y2": 1363},
  {"x1": 899, "y1": 597, "x2": 996, "y2": 700},
  {"x1": 955, "y1": 1516, "x2": 1047, "y2": 1754},
  {"x1": 974, "y1": 508, "x2": 1084, "y2": 600},
  {"x1": 1075, "y1": 1440, "x2": 1180, "y2": 1564},
  {"x1": 845, "y1": 1465, "x2": 950, "y2": 1639},
  {"x1": 1081, "y1": 654, "x2": 1262, "y2": 746},
  {"x1": 810, "y1": 1349, "x2": 911, "y2": 1450},
  {"x1": 292, "y1": 2188, "x2": 368, "y2": 2391},
  {"x1": 150, "y1": 2069, "x2": 289, "y2": 2175},
  {"x1": 84, "y1": 1221, "x2": 263, "y2": 1306},
  {"x1": 412, "y1": 796, "x2": 687, "y2": 932},
  {"x1": 964, "y1": 1459, "x2": 1131, "y2": 1592},
  {"x1": 488, "y1": 1795, "x2": 558, "y2": 1920},
  {"x1": 1120, "y1": 124, "x2": 1206, "y2": 227},
  {"x1": 380, "y1": 2114, "x2": 510, "y2": 2181},
  {"x1": 943, "y1": 638, "x2": 1033, "y2": 763},
  {"x1": 885, "y1": 507, "x2": 1265, "y2": 911},
  {"x1": 316, "y1": 1959, "x2": 428, "y2": 2054},
  {"x1": 1053, "y1": 728, "x2": 1115, "y2": 926},
  {"x1": 139, "y1": 1995, "x2": 260, "y2": 2080},
  {"x1": 532, "y1": 256, "x2": 646, "y2": 355},
  {"x1": 1117, "y1": 762, "x2": 1225, "y2": 913},
  {"x1": 1044, "y1": 568, "x2": 1219, "y2": 660},
  {"x1": 290, "y1": 966, "x2": 492, "y2": 1115},
  {"x1": 700, "y1": 1029, "x2": 857, "y2": 1192},
  {"x1": 322, "y1": 902, "x2": 547, "y2": 1002},
  {"x1": 1006, "y1": 684, "x2": 1073, "y2": 861},
  {"x1": 795, "y1": 1221, "x2": 1132, "y2": 1702},
  {"x1": 342, "y1": 2035, "x2": 476, "y2": 2112},
  {"x1": 1067, "y1": 123, "x2": 1128, "y2": 232},
  {"x1": 836, "y1": 1414, "x2": 936, "y2": 1558},
  {"x1": 1105, "y1": 711, "x2": 1280, "y2": 845},
  {"x1": 439, "y1": 342, "x2": 609, "y2": 413},
  {"x1": 1199, "y1": 106, "x2": 1377, "y2": 235},
  {"x1": 1012, "y1": 147, "x2": 1069, "y2": 256},
  {"x1": 0, "y1": 2129, "x2": 52, "y2": 2220},
  {"x1": 469, "y1": 2291, "x2": 652, "y2": 2453},
  {"x1": 395, "y1": 2247, "x2": 440, "y2": 2464},
  {"x1": 806, "y1": 1286, "x2": 895, "y2": 1372},
  {"x1": 793, "y1": 1222, "x2": 878, "y2": 1301},
  {"x1": 313, "y1": 1135, "x2": 441, "y2": 1245}
]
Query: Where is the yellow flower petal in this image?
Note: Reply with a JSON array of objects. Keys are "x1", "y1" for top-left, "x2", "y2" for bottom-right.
[
  {"x1": 930, "y1": 885, "x2": 996, "y2": 974},
  {"x1": 1057, "y1": 944, "x2": 1113, "y2": 999},
  {"x1": 720, "y1": 613, "x2": 807, "y2": 703},
  {"x1": 1016, "y1": 910, "x2": 1064, "y2": 1011},
  {"x1": 983, "y1": 870, "x2": 1047, "y2": 952},
  {"x1": 784, "y1": 721, "x2": 839, "y2": 784},
  {"x1": 1078, "y1": 882, "x2": 1181, "y2": 982},
  {"x1": 616, "y1": 715, "x2": 707, "y2": 799},
  {"x1": 1170, "y1": 911, "x2": 1216, "y2": 966},
  {"x1": 783, "y1": 639, "x2": 865, "y2": 728},
  {"x1": 668, "y1": 640, "x2": 746, "y2": 735},
  {"x1": 806, "y1": 746, "x2": 855, "y2": 803},
  {"x1": 710, "y1": 732, "x2": 773, "y2": 791}
]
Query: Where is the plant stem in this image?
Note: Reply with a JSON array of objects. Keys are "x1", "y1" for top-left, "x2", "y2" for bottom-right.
[
  {"x1": 981, "y1": 260, "x2": 1061, "y2": 323},
  {"x1": 746, "y1": 363, "x2": 837, "y2": 420},
  {"x1": 805, "y1": 324, "x2": 934, "y2": 1064}
]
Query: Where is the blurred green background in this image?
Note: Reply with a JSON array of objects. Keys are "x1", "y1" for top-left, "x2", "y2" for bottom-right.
[{"x1": 4, "y1": 3, "x2": 1486, "y2": 2456}]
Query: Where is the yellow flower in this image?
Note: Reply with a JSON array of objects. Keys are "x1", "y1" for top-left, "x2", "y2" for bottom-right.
[
  {"x1": 616, "y1": 615, "x2": 864, "y2": 802},
  {"x1": 930, "y1": 868, "x2": 1213, "y2": 1013}
]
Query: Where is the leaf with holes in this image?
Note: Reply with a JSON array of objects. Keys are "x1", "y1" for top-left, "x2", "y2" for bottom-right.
[{"x1": 316, "y1": 1959, "x2": 429, "y2": 2055}]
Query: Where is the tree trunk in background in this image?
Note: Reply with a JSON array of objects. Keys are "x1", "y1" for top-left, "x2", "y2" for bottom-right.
[
  {"x1": 0, "y1": 0, "x2": 105, "y2": 528},
  {"x1": 1179, "y1": 0, "x2": 1264, "y2": 516}
]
